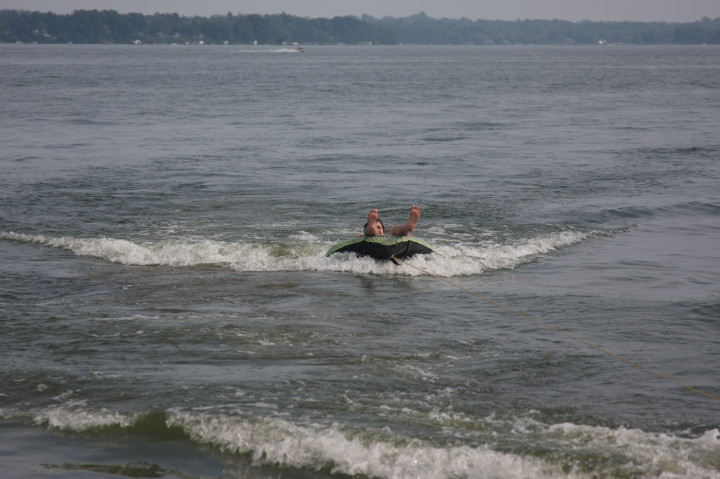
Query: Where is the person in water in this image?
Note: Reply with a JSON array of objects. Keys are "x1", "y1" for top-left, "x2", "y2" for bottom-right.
[{"x1": 363, "y1": 205, "x2": 421, "y2": 237}]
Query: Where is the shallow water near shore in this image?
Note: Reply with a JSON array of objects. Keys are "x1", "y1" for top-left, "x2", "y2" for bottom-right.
[{"x1": 1, "y1": 43, "x2": 720, "y2": 478}]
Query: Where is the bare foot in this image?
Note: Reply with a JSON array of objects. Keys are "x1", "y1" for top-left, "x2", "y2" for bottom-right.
[
  {"x1": 367, "y1": 208, "x2": 379, "y2": 225},
  {"x1": 365, "y1": 209, "x2": 384, "y2": 236},
  {"x1": 389, "y1": 205, "x2": 421, "y2": 236},
  {"x1": 406, "y1": 205, "x2": 420, "y2": 233}
]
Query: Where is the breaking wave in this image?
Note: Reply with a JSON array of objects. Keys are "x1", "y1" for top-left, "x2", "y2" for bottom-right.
[
  {"x1": 0, "y1": 229, "x2": 605, "y2": 277},
  {"x1": 24, "y1": 406, "x2": 720, "y2": 479}
]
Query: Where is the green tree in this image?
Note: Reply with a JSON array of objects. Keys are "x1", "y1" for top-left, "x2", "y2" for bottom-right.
[{"x1": 233, "y1": 16, "x2": 256, "y2": 43}]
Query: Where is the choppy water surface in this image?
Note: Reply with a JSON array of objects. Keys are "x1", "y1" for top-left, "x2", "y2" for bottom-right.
[{"x1": 1, "y1": 44, "x2": 719, "y2": 478}]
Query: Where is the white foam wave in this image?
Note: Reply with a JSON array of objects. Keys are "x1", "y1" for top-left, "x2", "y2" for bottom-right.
[
  {"x1": 167, "y1": 412, "x2": 720, "y2": 479},
  {"x1": 545, "y1": 423, "x2": 720, "y2": 479},
  {"x1": 426, "y1": 229, "x2": 593, "y2": 276},
  {"x1": 25, "y1": 406, "x2": 720, "y2": 479},
  {"x1": 1, "y1": 229, "x2": 597, "y2": 277},
  {"x1": 167, "y1": 412, "x2": 557, "y2": 479},
  {"x1": 1, "y1": 232, "x2": 275, "y2": 267},
  {"x1": 34, "y1": 405, "x2": 138, "y2": 430}
]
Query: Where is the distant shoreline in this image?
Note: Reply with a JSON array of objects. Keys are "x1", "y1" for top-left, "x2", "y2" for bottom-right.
[
  {"x1": 4, "y1": 43, "x2": 716, "y2": 48},
  {"x1": 2, "y1": 10, "x2": 719, "y2": 45}
]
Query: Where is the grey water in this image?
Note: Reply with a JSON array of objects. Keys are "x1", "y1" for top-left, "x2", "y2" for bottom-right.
[{"x1": 1, "y1": 43, "x2": 719, "y2": 479}]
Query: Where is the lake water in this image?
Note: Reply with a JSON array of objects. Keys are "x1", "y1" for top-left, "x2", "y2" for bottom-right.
[{"x1": 1, "y1": 43, "x2": 719, "y2": 479}]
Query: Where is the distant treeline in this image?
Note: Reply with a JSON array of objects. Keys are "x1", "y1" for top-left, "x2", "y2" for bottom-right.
[{"x1": 2, "y1": 9, "x2": 719, "y2": 45}]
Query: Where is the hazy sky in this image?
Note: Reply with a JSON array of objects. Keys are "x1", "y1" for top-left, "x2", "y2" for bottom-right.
[{"x1": 3, "y1": 0, "x2": 719, "y2": 23}]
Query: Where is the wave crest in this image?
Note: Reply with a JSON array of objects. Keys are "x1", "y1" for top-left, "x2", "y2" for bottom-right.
[
  {"x1": 1, "y1": 228, "x2": 603, "y2": 277},
  {"x1": 26, "y1": 406, "x2": 720, "y2": 479}
]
